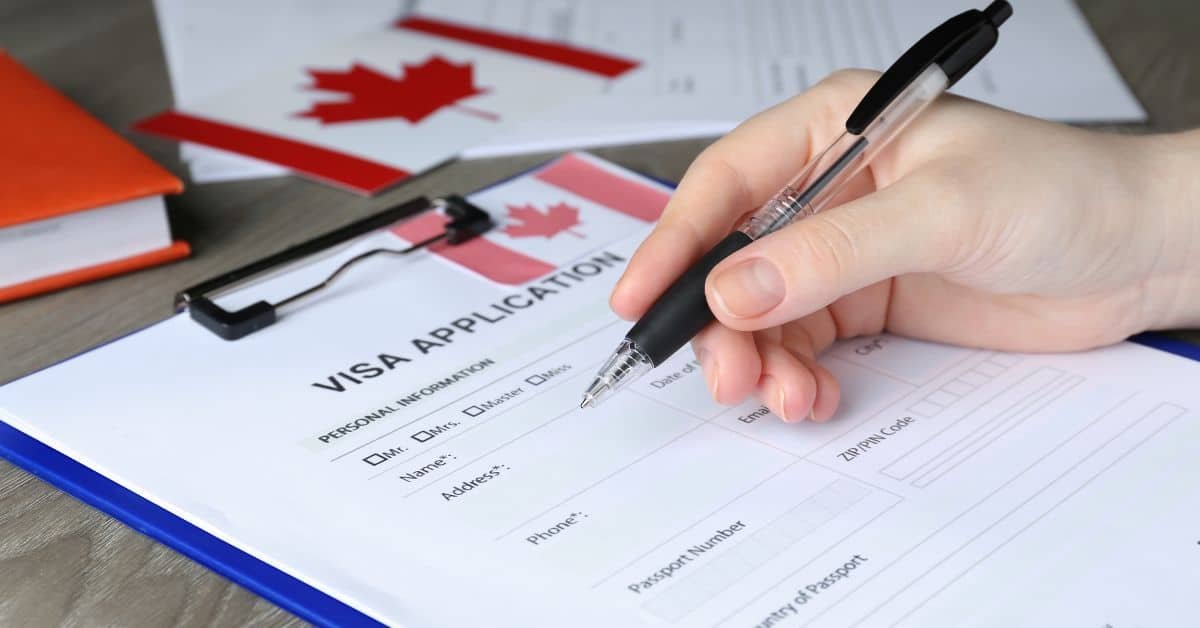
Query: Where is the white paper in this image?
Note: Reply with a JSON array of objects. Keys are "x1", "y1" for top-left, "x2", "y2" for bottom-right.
[
  {"x1": 153, "y1": 0, "x2": 406, "y2": 181},
  {"x1": 0, "y1": 195, "x2": 171, "y2": 288},
  {"x1": 159, "y1": 20, "x2": 628, "y2": 193},
  {"x1": 2, "y1": 156, "x2": 1195, "y2": 627},
  {"x1": 156, "y1": 0, "x2": 1145, "y2": 181},
  {"x1": 435, "y1": 0, "x2": 1146, "y2": 158}
]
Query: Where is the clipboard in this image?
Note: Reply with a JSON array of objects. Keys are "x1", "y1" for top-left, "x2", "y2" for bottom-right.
[
  {"x1": 1, "y1": 152, "x2": 1198, "y2": 627},
  {"x1": 0, "y1": 152, "x2": 677, "y2": 626},
  {"x1": 0, "y1": 195, "x2": 501, "y2": 628}
]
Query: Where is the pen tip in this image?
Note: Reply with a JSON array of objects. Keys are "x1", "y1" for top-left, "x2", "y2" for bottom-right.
[{"x1": 580, "y1": 394, "x2": 594, "y2": 409}]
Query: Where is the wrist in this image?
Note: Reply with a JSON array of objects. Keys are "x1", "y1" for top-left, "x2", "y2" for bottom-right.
[{"x1": 1140, "y1": 129, "x2": 1200, "y2": 330}]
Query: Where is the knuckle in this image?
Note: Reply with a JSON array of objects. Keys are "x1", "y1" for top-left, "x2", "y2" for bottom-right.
[
  {"x1": 820, "y1": 68, "x2": 880, "y2": 89},
  {"x1": 685, "y1": 148, "x2": 754, "y2": 212},
  {"x1": 800, "y1": 70, "x2": 882, "y2": 144},
  {"x1": 685, "y1": 147, "x2": 726, "y2": 181},
  {"x1": 813, "y1": 69, "x2": 881, "y2": 103},
  {"x1": 781, "y1": 217, "x2": 860, "y2": 295},
  {"x1": 780, "y1": 323, "x2": 818, "y2": 358},
  {"x1": 809, "y1": 218, "x2": 860, "y2": 282}
]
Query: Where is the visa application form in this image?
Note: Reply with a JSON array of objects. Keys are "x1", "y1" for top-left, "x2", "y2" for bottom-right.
[{"x1": 1, "y1": 154, "x2": 1197, "y2": 626}]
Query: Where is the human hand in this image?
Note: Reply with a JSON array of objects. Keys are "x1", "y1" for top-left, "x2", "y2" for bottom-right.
[{"x1": 611, "y1": 70, "x2": 1200, "y2": 423}]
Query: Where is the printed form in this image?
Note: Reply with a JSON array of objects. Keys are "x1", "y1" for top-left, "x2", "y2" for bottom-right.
[
  {"x1": 1, "y1": 155, "x2": 1197, "y2": 626},
  {"x1": 419, "y1": 0, "x2": 1145, "y2": 158},
  {"x1": 161, "y1": 0, "x2": 1144, "y2": 179}
]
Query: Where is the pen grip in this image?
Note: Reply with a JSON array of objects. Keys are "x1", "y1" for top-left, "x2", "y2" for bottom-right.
[{"x1": 628, "y1": 231, "x2": 753, "y2": 365}]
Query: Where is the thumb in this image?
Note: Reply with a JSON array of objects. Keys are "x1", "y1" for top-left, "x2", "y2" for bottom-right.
[{"x1": 704, "y1": 174, "x2": 962, "y2": 331}]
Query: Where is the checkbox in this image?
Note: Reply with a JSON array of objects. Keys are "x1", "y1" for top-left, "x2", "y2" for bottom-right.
[
  {"x1": 525, "y1": 374, "x2": 547, "y2": 386},
  {"x1": 463, "y1": 405, "x2": 484, "y2": 417},
  {"x1": 925, "y1": 390, "x2": 957, "y2": 406},
  {"x1": 363, "y1": 454, "x2": 387, "y2": 466},
  {"x1": 908, "y1": 401, "x2": 944, "y2": 417},
  {"x1": 412, "y1": 430, "x2": 434, "y2": 443},
  {"x1": 974, "y1": 362, "x2": 1005, "y2": 377},
  {"x1": 959, "y1": 371, "x2": 991, "y2": 387},
  {"x1": 943, "y1": 379, "x2": 974, "y2": 396},
  {"x1": 988, "y1": 353, "x2": 1021, "y2": 366}
]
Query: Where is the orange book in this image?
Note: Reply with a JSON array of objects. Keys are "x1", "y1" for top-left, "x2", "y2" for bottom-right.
[{"x1": 0, "y1": 51, "x2": 189, "y2": 304}]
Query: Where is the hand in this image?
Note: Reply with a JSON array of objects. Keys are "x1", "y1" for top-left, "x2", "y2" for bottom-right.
[{"x1": 611, "y1": 70, "x2": 1200, "y2": 423}]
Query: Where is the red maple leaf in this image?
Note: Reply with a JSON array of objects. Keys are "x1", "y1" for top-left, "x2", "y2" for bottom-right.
[
  {"x1": 296, "y1": 55, "x2": 497, "y2": 125},
  {"x1": 503, "y1": 202, "x2": 584, "y2": 239}
]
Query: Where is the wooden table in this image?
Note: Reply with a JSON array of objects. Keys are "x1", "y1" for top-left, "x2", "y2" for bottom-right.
[{"x1": 1, "y1": 1, "x2": 1197, "y2": 625}]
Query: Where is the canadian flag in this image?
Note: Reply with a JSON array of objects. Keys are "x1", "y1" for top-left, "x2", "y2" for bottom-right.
[
  {"x1": 391, "y1": 153, "x2": 671, "y2": 285},
  {"x1": 135, "y1": 17, "x2": 637, "y2": 195}
]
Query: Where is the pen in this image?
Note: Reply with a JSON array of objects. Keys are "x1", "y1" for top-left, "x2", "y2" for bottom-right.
[{"x1": 581, "y1": 1, "x2": 1012, "y2": 409}]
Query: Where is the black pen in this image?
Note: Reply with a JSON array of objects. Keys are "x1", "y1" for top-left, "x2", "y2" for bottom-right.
[{"x1": 581, "y1": 1, "x2": 1012, "y2": 408}]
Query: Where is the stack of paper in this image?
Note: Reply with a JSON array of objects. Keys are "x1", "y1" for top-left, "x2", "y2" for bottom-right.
[{"x1": 151, "y1": 0, "x2": 1145, "y2": 187}]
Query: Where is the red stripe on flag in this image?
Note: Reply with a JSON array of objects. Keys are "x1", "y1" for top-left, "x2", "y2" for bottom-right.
[
  {"x1": 134, "y1": 111, "x2": 409, "y2": 196},
  {"x1": 395, "y1": 16, "x2": 638, "y2": 78},
  {"x1": 391, "y1": 213, "x2": 555, "y2": 285},
  {"x1": 534, "y1": 154, "x2": 670, "y2": 222}
]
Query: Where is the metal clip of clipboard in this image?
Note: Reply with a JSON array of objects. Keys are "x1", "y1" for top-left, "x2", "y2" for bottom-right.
[{"x1": 175, "y1": 195, "x2": 493, "y2": 341}]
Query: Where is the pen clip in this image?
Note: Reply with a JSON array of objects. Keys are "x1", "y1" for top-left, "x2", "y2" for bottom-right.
[{"x1": 844, "y1": 0, "x2": 1011, "y2": 134}]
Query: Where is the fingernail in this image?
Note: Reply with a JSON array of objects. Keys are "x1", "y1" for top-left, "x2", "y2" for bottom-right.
[
  {"x1": 761, "y1": 376, "x2": 793, "y2": 422},
  {"x1": 696, "y1": 347, "x2": 719, "y2": 398},
  {"x1": 711, "y1": 258, "x2": 785, "y2": 319}
]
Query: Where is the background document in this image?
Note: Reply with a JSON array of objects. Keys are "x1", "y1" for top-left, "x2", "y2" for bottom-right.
[{"x1": 157, "y1": 0, "x2": 1146, "y2": 181}]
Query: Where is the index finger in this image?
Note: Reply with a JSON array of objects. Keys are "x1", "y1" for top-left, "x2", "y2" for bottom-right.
[{"x1": 610, "y1": 70, "x2": 876, "y2": 320}]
